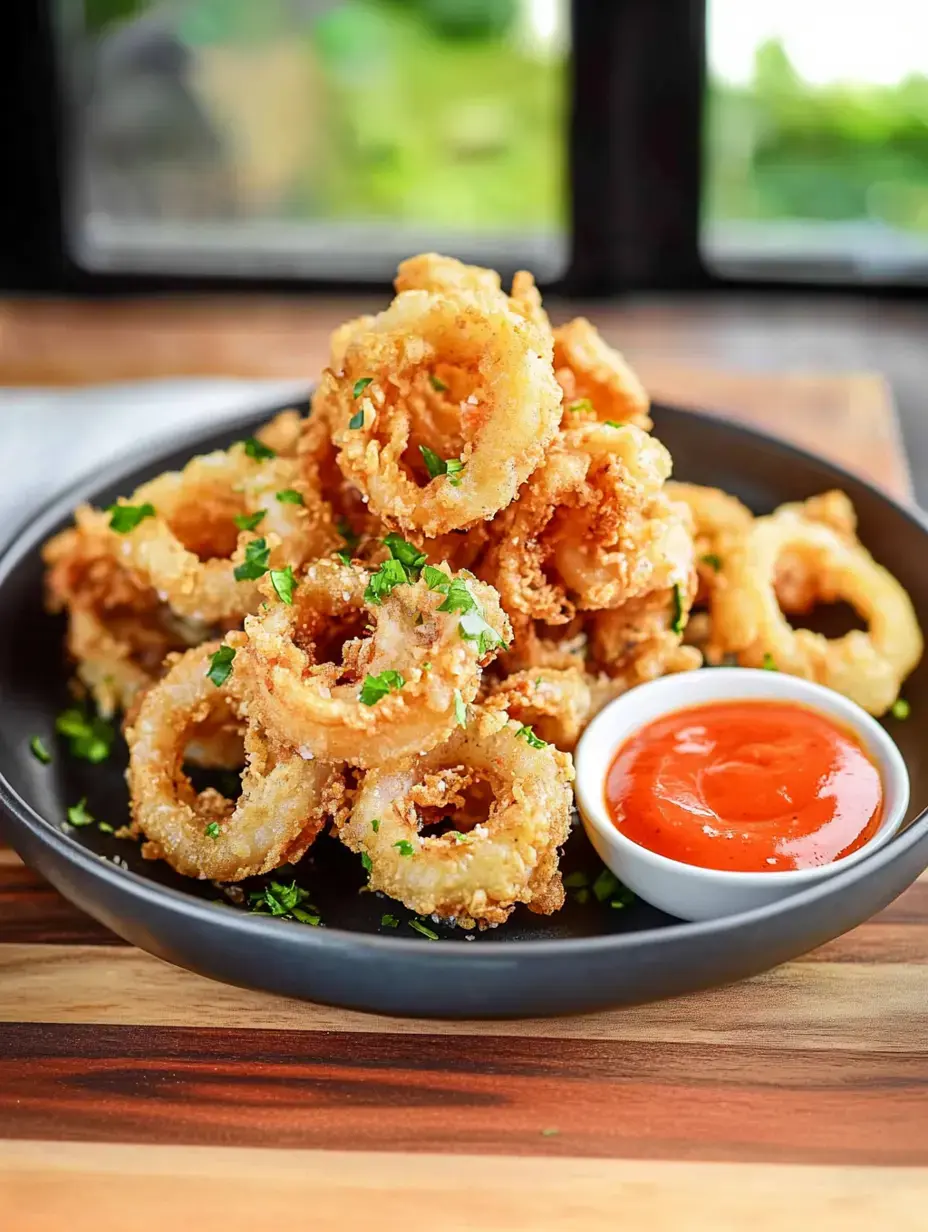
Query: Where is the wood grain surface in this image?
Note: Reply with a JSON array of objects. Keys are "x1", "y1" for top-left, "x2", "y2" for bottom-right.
[{"x1": 0, "y1": 301, "x2": 925, "y2": 1229}]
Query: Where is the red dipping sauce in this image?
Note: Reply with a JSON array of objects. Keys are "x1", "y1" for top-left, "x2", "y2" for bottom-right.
[{"x1": 604, "y1": 700, "x2": 883, "y2": 872}]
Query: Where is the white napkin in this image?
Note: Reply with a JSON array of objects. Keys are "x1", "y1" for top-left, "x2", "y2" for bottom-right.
[{"x1": 0, "y1": 378, "x2": 311, "y2": 527}]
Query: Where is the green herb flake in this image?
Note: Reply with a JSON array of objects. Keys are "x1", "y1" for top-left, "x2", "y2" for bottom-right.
[
  {"x1": 423, "y1": 564, "x2": 451, "y2": 592},
  {"x1": 540, "y1": 1127, "x2": 560, "y2": 1137},
  {"x1": 516, "y1": 724, "x2": 547, "y2": 749},
  {"x1": 233, "y1": 537, "x2": 271, "y2": 582},
  {"x1": 270, "y1": 564, "x2": 296, "y2": 605},
  {"x1": 700, "y1": 553, "x2": 722, "y2": 572},
  {"x1": 445, "y1": 831, "x2": 469, "y2": 844},
  {"x1": 242, "y1": 436, "x2": 275, "y2": 461},
  {"x1": 459, "y1": 607, "x2": 505, "y2": 657},
  {"x1": 383, "y1": 534, "x2": 427, "y2": 578},
  {"x1": 409, "y1": 919, "x2": 438, "y2": 940},
  {"x1": 891, "y1": 698, "x2": 910, "y2": 720},
  {"x1": 574, "y1": 888, "x2": 591, "y2": 905},
  {"x1": 337, "y1": 519, "x2": 360, "y2": 551},
  {"x1": 290, "y1": 907, "x2": 322, "y2": 926},
  {"x1": 249, "y1": 879, "x2": 314, "y2": 920},
  {"x1": 610, "y1": 888, "x2": 636, "y2": 910},
  {"x1": 670, "y1": 582, "x2": 685, "y2": 635},
  {"x1": 419, "y1": 445, "x2": 464, "y2": 485},
  {"x1": 360, "y1": 851, "x2": 373, "y2": 874},
  {"x1": 204, "y1": 821, "x2": 221, "y2": 839},
  {"x1": 107, "y1": 502, "x2": 155, "y2": 534},
  {"x1": 371, "y1": 818, "x2": 381, "y2": 832},
  {"x1": 66, "y1": 798, "x2": 94, "y2": 827},
  {"x1": 353, "y1": 377, "x2": 373, "y2": 398},
  {"x1": 429, "y1": 373, "x2": 448, "y2": 392},
  {"x1": 563, "y1": 871, "x2": 590, "y2": 889},
  {"x1": 568, "y1": 399, "x2": 594, "y2": 414},
  {"x1": 234, "y1": 509, "x2": 265, "y2": 532},
  {"x1": 275, "y1": 488, "x2": 304, "y2": 505},
  {"x1": 381, "y1": 913, "x2": 400, "y2": 928},
  {"x1": 29, "y1": 736, "x2": 51, "y2": 765},
  {"x1": 97, "y1": 821, "x2": 115, "y2": 834},
  {"x1": 437, "y1": 577, "x2": 478, "y2": 615},
  {"x1": 453, "y1": 688, "x2": 467, "y2": 728},
  {"x1": 206, "y1": 645, "x2": 236, "y2": 687},
  {"x1": 334, "y1": 548, "x2": 352, "y2": 564},
  {"x1": 762, "y1": 652, "x2": 778, "y2": 671},
  {"x1": 592, "y1": 867, "x2": 621, "y2": 903},
  {"x1": 55, "y1": 707, "x2": 115, "y2": 763},
  {"x1": 359, "y1": 669, "x2": 405, "y2": 706},
  {"x1": 604, "y1": 420, "x2": 622, "y2": 428},
  {"x1": 363, "y1": 557, "x2": 408, "y2": 605},
  {"x1": 348, "y1": 408, "x2": 365, "y2": 430},
  {"x1": 394, "y1": 840, "x2": 415, "y2": 857}
]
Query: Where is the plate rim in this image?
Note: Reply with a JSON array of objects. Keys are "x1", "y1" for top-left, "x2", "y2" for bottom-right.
[{"x1": 1, "y1": 398, "x2": 926, "y2": 961}]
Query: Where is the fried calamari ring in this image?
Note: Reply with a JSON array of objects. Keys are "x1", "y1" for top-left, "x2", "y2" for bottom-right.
[
  {"x1": 319, "y1": 290, "x2": 561, "y2": 535},
  {"x1": 554, "y1": 317, "x2": 651, "y2": 430},
  {"x1": 483, "y1": 668, "x2": 593, "y2": 752},
  {"x1": 709, "y1": 495, "x2": 923, "y2": 714},
  {"x1": 111, "y1": 442, "x2": 337, "y2": 623},
  {"x1": 337, "y1": 710, "x2": 573, "y2": 926},
  {"x1": 395, "y1": 253, "x2": 553, "y2": 339},
  {"x1": 254, "y1": 408, "x2": 305, "y2": 457},
  {"x1": 666, "y1": 482, "x2": 753, "y2": 605},
  {"x1": 237, "y1": 558, "x2": 511, "y2": 767},
  {"x1": 126, "y1": 642, "x2": 338, "y2": 880}
]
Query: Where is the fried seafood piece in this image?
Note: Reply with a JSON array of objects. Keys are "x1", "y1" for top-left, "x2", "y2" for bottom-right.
[
  {"x1": 43, "y1": 505, "x2": 208, "y2": 717},
  {"x1": 482, "y1": 667, "x2": 593, "y2": 752},
  {"x1": 254, "y1": 408, "x2": 305, "y2": 457},
  {"x1": 237, "y1": 558, "x2": 511, "y2": 768},
  {"x1": 709, "y1": 493, "x2": 923, "y2": 714},
  {"x1": 554, "y1": 317, "x2": 651, "y2": 430},
  {"x1": 395, "y1": 253, "x2": 553, "y2": 338},
  {"x1": 479, "y1": 422, "x2": 695, "y2": 620},
  {"x1": 109, "y1": 441, "x2": 339, "y2": 623},
  {"x1": 337, "y1": 709, "x2": 573, "y2": 927},
  {"x1": 126, "y1": 642, "x2": 340, "y2": 880},
  {"x1": 316, "y1": 285, "x2": 561, "y2": 536},
  {"x1": 666, "y1": 482, "x2": 754, "y2": 605}
]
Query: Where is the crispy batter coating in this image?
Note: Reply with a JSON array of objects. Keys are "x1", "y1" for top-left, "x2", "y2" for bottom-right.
[{"x1": 554, "y1": 317, "x2": 651, "y2": 430}]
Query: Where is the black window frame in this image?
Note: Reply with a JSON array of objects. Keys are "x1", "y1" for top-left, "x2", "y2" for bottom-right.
[{"x1": 3, "y1": 0, "x2": 926, "y2": 297}]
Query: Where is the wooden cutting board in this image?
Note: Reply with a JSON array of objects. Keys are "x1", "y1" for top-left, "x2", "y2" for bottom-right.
[{"x1": 0, "y1": 300, "x2": 925, "y2": 1230}]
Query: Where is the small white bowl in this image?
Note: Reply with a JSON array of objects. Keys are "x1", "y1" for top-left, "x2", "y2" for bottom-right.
[{"x1": 574, "y1": 668, "x2": 909, "y2": 921}]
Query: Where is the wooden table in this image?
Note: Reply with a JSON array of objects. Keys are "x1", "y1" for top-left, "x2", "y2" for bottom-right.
[{"x1": 0, "y1": 299, "x2": 926, "y2": 1230}]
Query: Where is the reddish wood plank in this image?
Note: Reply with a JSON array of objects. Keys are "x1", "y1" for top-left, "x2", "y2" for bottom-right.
[{"x1": 0, "y1": 1024, "x2": 926, "y2": 1165}]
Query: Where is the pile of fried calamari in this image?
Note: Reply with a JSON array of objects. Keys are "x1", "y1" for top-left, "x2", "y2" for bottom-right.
[{"x1": 42, "y1": 255, "x2": 923, "y2": 928}]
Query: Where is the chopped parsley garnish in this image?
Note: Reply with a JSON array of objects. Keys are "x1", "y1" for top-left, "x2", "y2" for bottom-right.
[
  {"x1": 360, "y1": 851, "x2": 372, "y2": 873},
  {"x1": 610, "y1": 887, "x2": 636, "y2": 910},
  {"x1": 337, "y1": 519, "x2": 360, "y2": 551},
  {"x1": 334, "y1": 549, "x2": 353, "y2": 565},
  {"x1": 107, "y1": 502, "x2": 155, "y2": 534},
  {"x1": 234, "y1": 509, "x2": 265, "y2": 532},
  {"x1": 409, "y1": 919, "x2": 438, "y2": 940},
  {"x1": 55, "y1": 707, "x2": 115, "y2": 763},
  {"x1": 574, "y1": 887, "x2": 591, "y2": 905},
  {"x1": 29, "y1": 736, "x2": 51, "y2": 765},
  {"x1": 516, "y1": 724, "x2": 547, "y2": 749},
  {"x1": 700, "y1": 553, "x2": 722, "y2": 571},
  {"x1": 233, "y1": 537, "x2": 270, "y2": 581},
  {"x1": 383, "y1": 533, "x2": 427, "y2": 577},
  {"x1": 423, "y1": 564, "x2": 451, "y2": 591},
  {"x1": 66, "y1": 798, "x2": 94, "y2": 827},
  {"x1": 445, "y1": 831, "x2": 469, "y2": 844},
  {"x1": 359, "y1": 669, "x2": 405, "y2": 706},
  {"x1": 604, "y1": 419, "x2": 622, "y2": 428},
  {"x1": 353, "y1": 376, "x2": 373, "y2": 398},
  {"x1": 371, "y1": 818, "x2": 380, "y2": 832},
  {"x1": 275, "y1": 488, "x2": 304, "y2": 505},
  {"x1": 426, "y1": 574, "x2": 506, "y2": 655},
  {"x1": 435, "y1": 576, "x2": 477, "y2": 614},
  {"x1": 419, "y1": 445, "x2": 465, "y2": 486},
  {"x1": 762, "y1": 652, "x2": 778, "y2": 671},
  {"x1": 248, "y1": 880, "x2": 319, "y2": 924},
  {"x1": 592, "y1": 867, "x2": 620, "y2": 903},
  {"x1": 204, "y1": 821, "x2": 221, "y2": 838},
  {"x1": 394, "y1": 840, "x2": 415, "y2": 857},
  {"x1": 243, "y1": 436, "x2": 275, "y2": 461},
  {"x1": 363, "y1": 557, "x2": 408, "y2": 604},
  {"x1": 381, "y1": 913, "x2": 399, "y2": 928},
  {"x1": 459, "y1": 607, "x2": 506, "y2": 657},
  {"x1": 429, "y1": 373, "x2": 448, "y2": 392},
  {"x1": 98, "y1": 821, "x2": 115, "y2": 835},
  {"x1": 453, "y1": 688, "x2": 467, "y2": 728},
  {"x1": 891, "y1": 698, "x2": 910, "y2": 720},
  {"x1": 568, "y1": 398, "x2": 593, "y2": 414},
  {"x1": 270, "y1": 564, "x2": 296, "y2": 605},
  {"x1": 563, "y1": 871, "x2": 589, "y2": 889},
  {"x1": 206, "y1": 645, "x2": 236, "y2": 687},
  {"x1": 670, "y1": 582, "x2": 685, "y2": 635},
  {"x1": 348, "y1": 408, "x2": 364, "y2": 429}
]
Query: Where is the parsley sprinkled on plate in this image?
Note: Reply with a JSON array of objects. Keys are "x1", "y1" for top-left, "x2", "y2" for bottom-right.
[
  {"x1": 206, "y1": 645, "x2": 236, "y2": 687},
  {"x1": 242, "y1": 437, "x2": 275, "y2": 461},
  {"x1": 381, "y1": 914, "x2": 399, "y2": 927},
  {"x1": 66, "y1": 798, "x2": 94, "y2": 827},
  {"x1": 592, "y1": 867, "x2": 620, "y2": 903},
  {"x1": 233, "y1": 537, "x2": 270, "y2": 582},
  {"x1": 891, "y1": 698, "x2": 910, "y2": 720},
  {"x1": 234, "y1": 509, "x2": 265, "y2": 532},
  {"x1": 248, "y1": 880, "x2": 319, "y2": 925},
  {"x1": 359, "y1": 670, "x2": 405, "y2": 706},
  {"x1": 762, "y1": 652, "x2": 778, "y2": 671},
  {"x1": 29, "y1": 736, "x2": 51, "y2": 764},
  {"x1": 409, "y1": 919, "x2": 438, "y2": 940},
  {"x1": 107, "y1": 502, "x2": 155, "y2": 534},
  {"x1": 55, "y1": 707, "x2": 115, "y2": 763}
]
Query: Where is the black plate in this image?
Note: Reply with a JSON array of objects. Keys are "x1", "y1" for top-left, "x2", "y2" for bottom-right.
[{"x1": 1, "y1": 402, "x2": 926, "y2": 1017}]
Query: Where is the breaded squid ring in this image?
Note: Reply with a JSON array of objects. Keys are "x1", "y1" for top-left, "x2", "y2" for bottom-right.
[
  {"x1": 337, "y1": 711, "x2": 573, "y2": 927},
  {"x1": 666, "y1": 481, "x2": 754, "y2": 605},
  {"x1": 482, "y1": 667, "x2": 593, "y2": 752},
  {"x1": 553, "y1": 317, "x2": 651, "y2": 430},
  {"x1": 319, "y1": 291, "x2": 561, "y2": 535},
  {"x1": 237, "y1": 558, "x2": 511, "y2": 767},
  {"x1": 126, "y1": 642, "x2": 338, "y2": 880},
  {"x1": 395, "y1": 253, "x2": 553, "y2": 339},
  {"x1": 111, "y1": 443, "x2": 337, "y2": 623},
  {"x1": 709, "y1": 495, "x2": 923, "y2": 714}
]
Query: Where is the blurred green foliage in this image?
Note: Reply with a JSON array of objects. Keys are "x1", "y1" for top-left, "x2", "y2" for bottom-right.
[{"x1": 706, "y1": 39, "x2": 928, "y2": 232}]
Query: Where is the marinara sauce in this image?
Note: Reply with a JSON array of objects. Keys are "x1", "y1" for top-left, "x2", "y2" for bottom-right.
[{"x1": 604, "y1": 700, "x2": 883, "y2": 872}]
